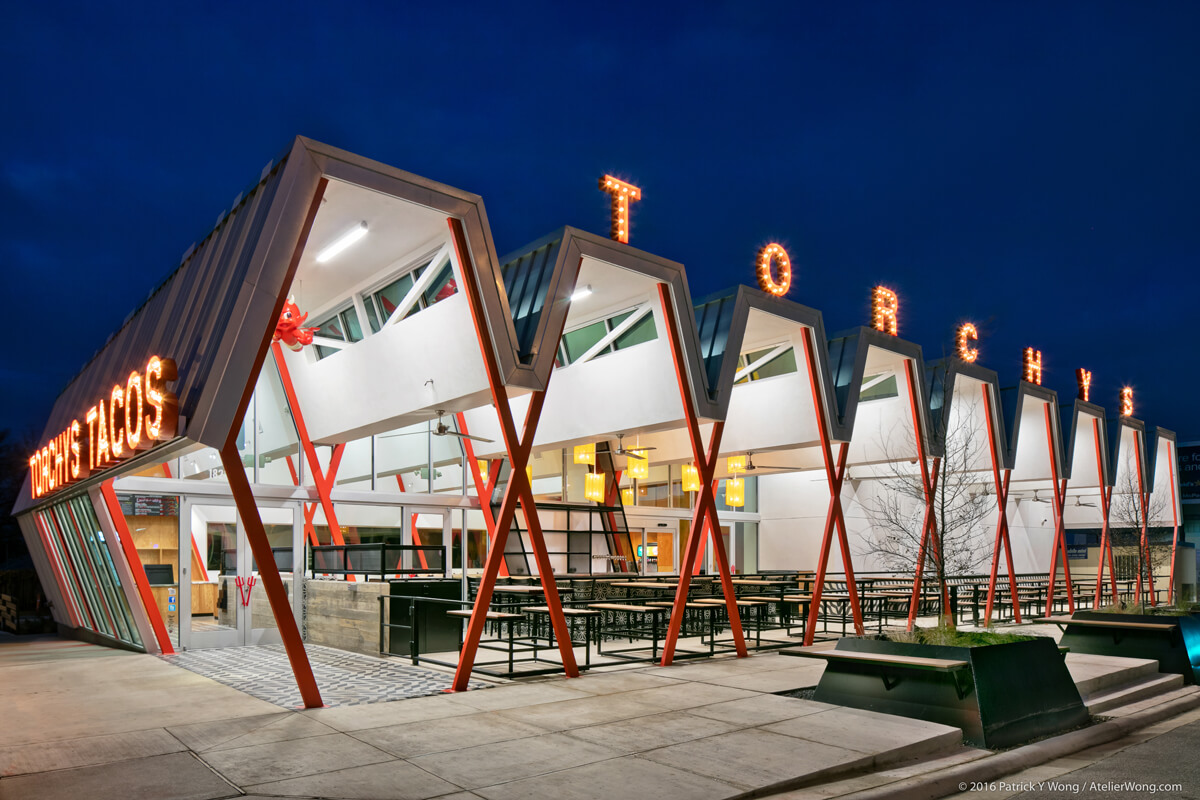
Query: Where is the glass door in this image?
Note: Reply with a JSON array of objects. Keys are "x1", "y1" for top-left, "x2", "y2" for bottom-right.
[
  {"x1": 180, "y1": 499, "x2": 302, "y2": 649},
  {"x1": 407, "y1": 508, "x2": 451, "y2": 576},
  {"x1": 182, "y1": 501, "x2": 239, "y2": 649},
  {"x1": 244, "y1": 503, "x2": 302, "y2": 646}
]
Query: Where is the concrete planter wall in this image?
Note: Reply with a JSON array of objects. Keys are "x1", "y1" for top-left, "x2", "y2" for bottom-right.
[
  {"x1": 1066, "y1": 611, "x2": 1200, "y2": 685},
  {"x1": 819, "y1": 636, "x2": 1088, "y2": 749}
]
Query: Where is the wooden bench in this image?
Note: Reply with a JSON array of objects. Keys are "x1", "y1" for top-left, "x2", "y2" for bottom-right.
[
  {"x1": 1036, "y1": 616, "x2": 1177, "y2": 631},
  {"x1": 782, "y1": 646, "x2": 975, "y2": 698}
]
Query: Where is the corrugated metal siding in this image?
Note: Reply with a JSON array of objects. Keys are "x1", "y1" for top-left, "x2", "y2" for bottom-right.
[
  {"x1": 14, "y1": 142, "x2": 326, "y2": 516},
  {"x1": 39, "y1": 161, "x2": 284, "y2": 444},
  {"x1": 501, "y1": 236, "x2": 562, "y2": 364},
  {"x1": 693, "y1": 291, "x2": 737, "y2": 395}
]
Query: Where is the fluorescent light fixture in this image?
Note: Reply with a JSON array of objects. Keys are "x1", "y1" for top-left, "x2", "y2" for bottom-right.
[
  {"x1": 570, "y1": 284, "x2": 593, "y2": 302},
  {"x1": 316, "y1": 221, "x2": 368, "y2": 263}
]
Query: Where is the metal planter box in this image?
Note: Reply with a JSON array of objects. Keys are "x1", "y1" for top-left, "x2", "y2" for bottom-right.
[
  {"x1": 816, "y1": 637, "x2": 1088, "y2": 749},
  {"x1": 1064, "y1": 611, "x2": 1200, "y2": 685}
]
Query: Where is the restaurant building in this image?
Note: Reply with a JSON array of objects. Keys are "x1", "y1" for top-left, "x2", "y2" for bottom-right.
[{"x1": 12, "y1": 138, "x2": 1187, "y2": 700}]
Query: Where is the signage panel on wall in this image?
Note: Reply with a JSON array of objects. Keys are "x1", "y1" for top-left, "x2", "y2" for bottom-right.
[{"x1": 1179, "y1": 443, "x2": 1200, "y2": 503}]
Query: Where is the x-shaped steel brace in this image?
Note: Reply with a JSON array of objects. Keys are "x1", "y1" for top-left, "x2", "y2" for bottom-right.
[
  {"x1": 449, "y1": 217, "x2": 578, "y2": 691},
  {"x1": 1043, "y1": 404, "x2": 1074, "y2": 617},
  {"x1": 656, "y1": 283, "x2": 747, "y2": 665},
  {"x1": 906, "y1": 457, "x2": 945, "y2": 630},
  {"x1": 803, "y1": 441, "x2": 865, "y2": 644},
  {"x1": 801, "y1": 328, "x2": 864, "y2": 646},
  {"x1": 982, "y1": 386, "x2": 1021, "y2": 626}
]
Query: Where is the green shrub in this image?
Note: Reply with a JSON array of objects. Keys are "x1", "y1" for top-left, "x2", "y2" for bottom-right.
[{"x1": 887, "y1": 624, "x2": 1032, "y2": 647}]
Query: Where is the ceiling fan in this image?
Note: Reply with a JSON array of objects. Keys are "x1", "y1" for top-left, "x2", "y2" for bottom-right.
[
  {"x1": 1029, "y1": 490, "x2": 1052, "y2": 504},
  {"x1": 382, "y1": 410, "x2": 494, "y2": 443},
  {"x1": 614, "y1": 433, "x2": 656, "y2": 460},
  {"x1": 741, "y1": 452, "x2": 791, "y2": 472},
  {"x1": 1073, "y1": 497, "x2": 1098, "y2": 508}
]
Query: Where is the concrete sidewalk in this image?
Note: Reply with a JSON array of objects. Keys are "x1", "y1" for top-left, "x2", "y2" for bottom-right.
[{"x1": 0, "y1": 636, "x2": 967, "y2": 800}]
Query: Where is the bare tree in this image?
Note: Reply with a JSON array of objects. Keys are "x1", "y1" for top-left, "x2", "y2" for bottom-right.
[
  {"x1": 856, "y1": 395, "x2": 994, "y2": 620},
  {"x1": 1107, "y1": 453, "x2": 1172, "y2": 606}
]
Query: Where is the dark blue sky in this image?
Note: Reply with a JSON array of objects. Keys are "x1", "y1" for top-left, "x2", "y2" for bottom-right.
[{"x1": 3, "y1": 2, "x2": 1198, "y2": 441}]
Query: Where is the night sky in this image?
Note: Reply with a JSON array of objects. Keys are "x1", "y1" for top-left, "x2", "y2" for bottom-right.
[{"x1": 3, "y1": 2, "x2": 1198, "y2": 442}]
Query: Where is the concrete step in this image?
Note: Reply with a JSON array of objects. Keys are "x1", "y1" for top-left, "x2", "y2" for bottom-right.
[
  {"x1": 1085, "y1": 673, "x2": 1185, "y2": 714},
  {"x1": 1100, "y1": 684, "x2": 1200, "y2": 717},
  {"x1": 1067, "y1": 653, "x2": 1160, "y2": 697}
]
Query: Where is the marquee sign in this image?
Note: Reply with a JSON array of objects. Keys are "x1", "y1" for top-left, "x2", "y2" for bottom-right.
[
  {"x1": 871, "y1": 286, "x2": 899, "y2": 336},
  {"x1": 956, "y1": 323, "x2": 979, "y2": 362},
  {"x1": 29, "y1": 355, "x2": 179, "y2": 500},
  {"x1": 599, "y1": 175, "x2": 641, "y2": 244},
  {"x1": 756, "y1": 243, "x2": 792, "y2": 296},
  {"x1": 1076, "y1": 368, "x2": 1092, "y2": 401},
  {"x1": 1023, "y1": 347, "x2": 1043, "y2": 385}
]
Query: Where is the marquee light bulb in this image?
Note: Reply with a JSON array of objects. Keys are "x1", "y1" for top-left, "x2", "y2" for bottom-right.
[{"x1": 315, "y1": 221, "x2": 368, "y2": 263}]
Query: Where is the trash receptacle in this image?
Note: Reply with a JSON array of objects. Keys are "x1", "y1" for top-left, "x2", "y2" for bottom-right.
[{"x1": 388, "y1": 579, "x2": 462, "y2": 655}]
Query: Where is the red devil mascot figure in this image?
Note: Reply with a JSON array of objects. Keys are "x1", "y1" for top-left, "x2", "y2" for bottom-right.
[{"x1": 273, "y1": 296, "x2": 317, "y2": 351}]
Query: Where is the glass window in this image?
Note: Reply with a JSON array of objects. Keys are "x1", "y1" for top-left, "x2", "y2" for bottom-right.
[
  {"x1": 561, "y1": 320, "x2": 608, "y2": 364},
  {"x1": 422, "y1": 262, "x2": 458, "y2": 307},
  {"x1": 860, "y1": 372, "x2": 899, "y2": 401},
  {"x1": 735, "y1": 345, "x2": 797, "y2": 384},
  {"x1": 613, "y1": 312, "x2": 657, "y2": 350},
  {"x1": 372, "y1": 270, "x2": 419, "y2": 326}
]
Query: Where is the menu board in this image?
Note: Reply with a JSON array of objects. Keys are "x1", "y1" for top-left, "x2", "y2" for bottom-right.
[
  {"x1": 118, "y1": 494, "x2": 180, "y2": 517},
  {"x1": 1180, "y1": 444, "x2": 1200, "y2": 503}
]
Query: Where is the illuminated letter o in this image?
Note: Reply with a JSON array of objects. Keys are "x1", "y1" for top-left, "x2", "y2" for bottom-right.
[{"x1": 757, "y1": 243, "x2": 792, "y2": 297}]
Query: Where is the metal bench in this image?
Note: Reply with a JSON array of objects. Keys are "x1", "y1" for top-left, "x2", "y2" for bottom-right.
[{"x1": 446, "y1": 609, "x2": 529, "y2": 677}]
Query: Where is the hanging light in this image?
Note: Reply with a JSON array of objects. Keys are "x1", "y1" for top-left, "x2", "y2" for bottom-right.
[
  {"x1": 315, "y1": 221, "x2": 368, "y2": 263},
  {"x1": 621, "y1": 486, "x2": 634, "y2": 505},
  {"x1": 585, "y1": 472, "x2": 606, "y2": 502},
  {"x1": 627, "y1": 450, "x2": 650, "y2": 480},
  {"x1": 681, "y1": 463, "x2": 701, "y2": 492},
  {"x1": 526, "y1": 465, "x2": 533, "y2": 485},
  {"x1": 477, "y1": 459, "x2": 489, "y2": 483},
  {"x1": 574, "y1": 443, "x2": 595, "y2": 465},
  {"x1": 725, "y1": 477, "x2": 745, "y2": 507},
  {"x1": 727, "y1": 455, "x2": 746, "y2": 475}
]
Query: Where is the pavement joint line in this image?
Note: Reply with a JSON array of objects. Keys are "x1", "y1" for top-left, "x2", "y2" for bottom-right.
[{"x1": 798, "y1": 688, "x2": 1200, "y2": 800}]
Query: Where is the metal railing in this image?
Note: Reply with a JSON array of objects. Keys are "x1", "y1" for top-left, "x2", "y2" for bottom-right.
[{"x1": 310, "y1": 543, "x2": 446, "y2": 579}]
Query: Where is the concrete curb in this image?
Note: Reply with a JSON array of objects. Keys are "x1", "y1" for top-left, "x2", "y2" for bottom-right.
[{"x1": 834, "y1": 691, "x2": 1200, "y2": 800}]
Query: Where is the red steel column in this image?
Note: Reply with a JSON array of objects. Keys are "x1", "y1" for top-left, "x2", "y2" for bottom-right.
[
  {"x1": 902, "y1": 360, "x2": 950, "y2": 629},
  {"x1": 982, "y1": 386, "x2": 1020, "y2": 625},
  {"x1": 100, "y1": 480, "x2": 175, "y2": 654},
  {"x1": 1043, "y1": 405, "x2": 1074, "y2": 616},
  {"x1": 1133, "y1": 435, "x2": 1154, "y2": 605},
  {"x1": 1092, "y1": 419, "x2": 1118, "y2": 607},
  {"x1": 449, "y1": 217, "x2": 577, "y2": 690},
  {"x1": 1168, "y1": 442, "x2": 1180, "y2": 605},
  {"x1": 800, "y1": 328, "x2": 864, "y2": 645},
  {"x1": 221, "y1": 444, "x2": 322, "y2": 708},
  {"x1": 456, "y1": 412, "x2": 509, "y2": 578},
  {"x1": 272, "y1": 343, "x2": 348, "y2": 550}
]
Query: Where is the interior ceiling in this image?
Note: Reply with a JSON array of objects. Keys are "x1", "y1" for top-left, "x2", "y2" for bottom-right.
[
  {"x1": 864, "y1": 344, "x2": 906, "y2": 373},
  {"x1": 742, "y1": 310, "x2": 804, "y2": 352},
  {"x1": 565, "y1": 257, "x2": 657, "y2": 325},
  {"x1": 291, "y1": 178, "x2": 448, "y2": 314}
]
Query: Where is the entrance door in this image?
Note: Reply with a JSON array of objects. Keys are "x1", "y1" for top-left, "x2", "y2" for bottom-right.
[{"x1": 180, "y1": 499, "x2": 303, "y2": 649}]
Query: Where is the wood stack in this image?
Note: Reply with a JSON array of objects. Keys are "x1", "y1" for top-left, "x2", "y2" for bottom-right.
[{"x1": 0, "y1": 594, "x2": 17, "y2": 633}]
